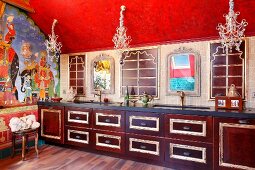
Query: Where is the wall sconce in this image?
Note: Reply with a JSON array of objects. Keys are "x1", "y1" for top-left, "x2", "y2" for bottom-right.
[
  {"x1": 112, "y1": 5, "x2": 131, "y2": 64},
  {"x1": 217, "y1": 0, "x2": 248, "y2": 52},
  {"x1": 45, "y1": 19, "x2": 62, "y2": 62}
]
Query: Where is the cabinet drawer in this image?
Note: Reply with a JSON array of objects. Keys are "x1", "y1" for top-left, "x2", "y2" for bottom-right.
[
  {"x1": 129, "y1": 138, "x2": 159, "y2": 156},
  {"x1": 94, "y1": 130, "x2": 125, "y2": 154},
  {"x1": 130, "y1": 116, "x2": 159, "y2": 132},
  {"x1": 96, "y1": 113, "x2": 121, "y2": 127},
  {"x1": 165, "y1": 139, "x2": 213, "y2": 170},
  {"x1": 165, "y1": 114, "x2": 213, "y2": 143},
  {"x1": 93, "y1": 110, "x2": 125, "y2": 132},
  {"x1": 68, "y1": 111, "x2": 89, "y2": 124},
  {"x1": 126, "y1": 134, "x2": 164, "y2": 161},
  {"x1": 65, "y1": 107, "x2": 92, "y2": 128},
  {"x1": 170, "y1": 119, "x2": 206, "y2": 136},
  {"x1": 65, "y1": 126, "x2": 91, "y2": 147},
  {"x1": 126, "y1": 112, "x2": 163, "y2": 136},
  {"x1": 170, "y1": 143, "x2": 206, "y2": 163}
]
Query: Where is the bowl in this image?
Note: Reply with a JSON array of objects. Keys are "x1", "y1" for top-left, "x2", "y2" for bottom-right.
[{"x1": 51, "y1": 97, "x2": 63, "y2": 102}]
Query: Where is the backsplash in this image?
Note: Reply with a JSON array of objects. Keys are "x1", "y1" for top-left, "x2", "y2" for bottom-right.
[{"x1": 60, "y1": 37, "x2": 255, "y2": 108}]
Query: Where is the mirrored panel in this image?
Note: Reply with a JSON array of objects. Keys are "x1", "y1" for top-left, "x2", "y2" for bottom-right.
[{"x1": 91, "y1": 54, "x2": 115, "y2": 94}]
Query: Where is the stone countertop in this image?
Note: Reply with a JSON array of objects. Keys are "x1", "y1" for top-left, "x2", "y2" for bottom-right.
[{"x1": 37, "y1": 101, "x2": 255, "y2": 119}]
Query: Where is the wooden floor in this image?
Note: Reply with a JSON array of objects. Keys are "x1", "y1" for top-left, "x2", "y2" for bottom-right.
[{"x1": 0, "y1": 145, "x2": 172, "y2": 170}]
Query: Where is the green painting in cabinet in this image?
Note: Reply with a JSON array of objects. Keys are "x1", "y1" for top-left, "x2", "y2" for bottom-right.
[{"x1": 92, "y1": 54, "x2": 115, "y2": 94}]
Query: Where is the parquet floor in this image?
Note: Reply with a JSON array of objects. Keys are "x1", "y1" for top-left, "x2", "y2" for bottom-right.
[{"x1": 0, "y1": 145, "x2": 172, "y2": 170}]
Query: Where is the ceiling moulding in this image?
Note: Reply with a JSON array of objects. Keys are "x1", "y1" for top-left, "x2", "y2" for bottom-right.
[{"x1": 2, "y1": 0, "x2": 34, "y2": 13}]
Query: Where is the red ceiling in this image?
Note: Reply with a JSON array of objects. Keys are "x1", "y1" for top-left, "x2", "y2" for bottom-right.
[{"x1": 28, "y1": 0, "x2": 255, "y2": 54}]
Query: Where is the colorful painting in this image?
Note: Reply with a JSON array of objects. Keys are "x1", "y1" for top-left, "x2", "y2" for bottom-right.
[
  {"x1": 169, "y1": 54, "x2": 195, "y2": 91},
  {"x1": 0, "y1": 3, "x2": 60, "y2": 105},
  {"x1": 167, "y1": 47, "x2": 200, "y2": 96},
  {"x1": 94, "y1": 60, "x2": 111, "y2": 90},
  {"x1": 92, "y1": 54, "x2": 115, "y2": 94}
]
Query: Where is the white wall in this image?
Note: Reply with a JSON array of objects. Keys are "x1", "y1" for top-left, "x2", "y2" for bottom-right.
[{"x1": 60, "y1": 37, "x2": 255, "y2": 108}]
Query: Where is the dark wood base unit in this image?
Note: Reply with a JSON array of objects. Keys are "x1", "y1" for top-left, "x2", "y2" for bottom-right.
[
  {"x1": 38, "y1": 102, "x2": 255, "y2": 170},
  {"x1": 93, "y1": 130, "x2": 125, "y2": 154},
  {"x1": 65, "y1": 126, "x2": 91, "y2": 147},
  {"x1": 126, "y1": 111, "x2": 164, "y2": 136},
  {"x1": 214, "y1": 118, "x2": 255, "y2": 170},
  {"x1": 126, "y1": 134, "x2": 164, "y2": 162},
  {"x1": 165, "y1": 114, "x2": 213, "y2": 143},
  {"x1": 38, "y1": 106, "x2": 65, "y2": 144},
  {"x1": 165, "y1": 139, "x2": 213, "y2": 170}
]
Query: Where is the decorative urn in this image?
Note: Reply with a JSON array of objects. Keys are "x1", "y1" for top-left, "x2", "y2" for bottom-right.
[
  {"x1": 140, "y1": 92, "x2": 153, "y2": 106},
  {"x1": 227, "y1": 84, "x2": 240, "y2": 97}
]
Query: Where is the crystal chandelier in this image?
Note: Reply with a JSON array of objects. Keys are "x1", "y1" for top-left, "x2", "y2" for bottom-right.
[
  {"x1": 112, "y1": 5, "x2": 131, "y2": 64},
  {"x1": 45, "y1": 19, "x2": 62, "y2": 62},
  {"x1": 217, "y1": 0, "x2": 248, "y2": 52}
]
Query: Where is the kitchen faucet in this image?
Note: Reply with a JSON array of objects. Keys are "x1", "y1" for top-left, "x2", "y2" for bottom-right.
[
  {"x1": 177, "y1": 91, "x2": 185, "y2": 107},
  {"x1": 94, "y1": 89, "x2": 102, "y2": 103}
]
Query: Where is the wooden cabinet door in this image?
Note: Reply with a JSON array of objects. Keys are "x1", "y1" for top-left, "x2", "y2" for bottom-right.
[
  {"x1": 214, "y1": 117, "x2": 255, "y2": 170},
  {"x1": 39, "y1": 106, "x2": 64, "y2": 144}
]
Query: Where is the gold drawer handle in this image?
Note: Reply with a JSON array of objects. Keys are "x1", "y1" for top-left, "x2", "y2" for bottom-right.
[
  {"x1": 183, "y1": 126, "x2": 191, "y2": 130},
  {"x1": 75, "y1": 116, "x2": 80, "y2": 120},
  {"x1": 105, "y1": 140, "x2": 111, "y2": 144},
  {"x1": 140, "y1": 122, "x2": 147, "y2": 126},
  {"x1": 105, "y1": 119, "x2": 111, "y2": 123},
  {"x1": 183, "y1": 151, "x2": 191, "y2": 157},
  {"x1": 140, "y1": 145, "x2": 146, "y2": 149},
  {"x1": 238, "y1": 120, "x2": 249, "y2": 124},
  {"x1": 75, "y1": 135, "x2": 81, "y2": 139}
]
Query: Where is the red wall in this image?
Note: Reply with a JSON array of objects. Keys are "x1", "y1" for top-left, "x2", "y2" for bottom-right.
[{"x1": 29, "y1": 0, "x2": 255, "y2": 54}]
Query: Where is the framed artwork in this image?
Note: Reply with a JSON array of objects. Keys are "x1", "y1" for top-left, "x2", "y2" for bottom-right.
[
  {"x1": 230, "y1": 100, "x2": 239, "y2": 107},
  {"x1": 217, "y1": 99, "x2": 226, "y2": 107},
  {"x1": 167, "y1": 47, "x2": 200, "y2": 96}
]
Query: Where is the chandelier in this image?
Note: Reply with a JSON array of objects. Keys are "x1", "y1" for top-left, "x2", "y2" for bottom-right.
[
  {"x1": 112, "y1": 5, "x2": 131, "y2": 64},
  {"x1": 217, "y1": 0, "x2": 248, "y2": 52},
  {"x1": 45, "y1": 19, "x2": 62, "y2": 62}
]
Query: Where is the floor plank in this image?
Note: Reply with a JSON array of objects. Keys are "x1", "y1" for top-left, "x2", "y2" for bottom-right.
[{"x1": 0, "y1": 145, "x2": 172, "y2": 170}]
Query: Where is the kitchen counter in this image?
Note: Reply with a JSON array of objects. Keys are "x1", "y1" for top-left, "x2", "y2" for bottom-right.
[{"x1": 37, "y1": 101, "x2": 255, "y2": 119}]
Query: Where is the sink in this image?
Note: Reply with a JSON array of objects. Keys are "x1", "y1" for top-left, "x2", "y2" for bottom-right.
[
  {"x1": 152, "y1": 104, "x2": 210, "y2": 110},
  {"x1": 73, "y1": 100, "x2": 100, "y2": 104},
  {"x1": 73, "y1": 100, "x2": 114, "y2": 105}
]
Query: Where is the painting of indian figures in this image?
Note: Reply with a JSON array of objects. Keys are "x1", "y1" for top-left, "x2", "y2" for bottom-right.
[{"x1": 0, "y1": 3, "x2": 60, "y2": 105}]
